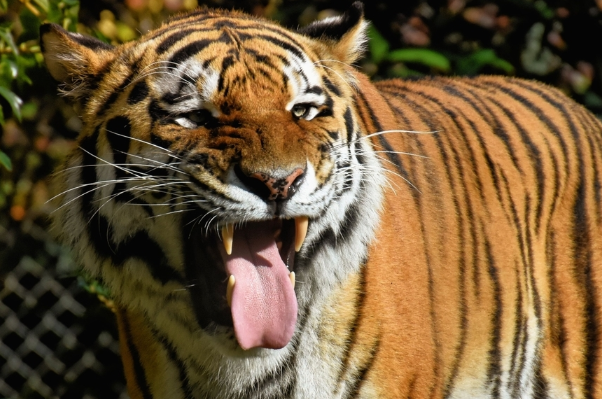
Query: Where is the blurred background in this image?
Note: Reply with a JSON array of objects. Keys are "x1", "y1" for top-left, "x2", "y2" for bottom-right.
[{"x1": 1, "y1": 0, "x2": 602, "y2": 397}]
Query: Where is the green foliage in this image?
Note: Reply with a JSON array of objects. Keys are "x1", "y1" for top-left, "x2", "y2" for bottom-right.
[
  {"x1": 78, "y1": 277, "x2": 112, "y2": 299},
  {"x1": 0, "y1": 150, "x2": 12, "y2": 171},
  {"x1": 0, "y1": 0, "x2": 79, "y2": 176},
  {"x1": 0, "y1": 86, "x2": 23, "y2": 123},
  {"x1": 456, "y1": 49, "x2": 515, "y2": 76},
  {"x1": 366, "y1": 25, "x2": 514, "y2": 78},
  {"x1": 368, "y1": 26, "x2": 451, "y2": 77},
  {"x1": 387, "y1": 48, "x2": 451, "y2": 72},
  {"x1": 368, "y1": 25, "x2": 389, "y2": 64}
]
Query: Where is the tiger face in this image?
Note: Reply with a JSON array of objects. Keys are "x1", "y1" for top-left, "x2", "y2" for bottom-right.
[{"x1": 41, "y1": 3, "x2": 382, "y2": 354}]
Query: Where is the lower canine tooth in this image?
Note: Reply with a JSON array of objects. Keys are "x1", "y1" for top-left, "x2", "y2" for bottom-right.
[
  {"x1": 226, "y1": 275, "x2": 235, "y2": 307},
  {"x1": 222, "y1": 224, "x2": 234, "y2": 255},
  {"x1": 289, "y1": 272, "x2": 295, "y2": 289},
  {"x1": 294, "y1": 216, "x2": 308, "y2": 252}
]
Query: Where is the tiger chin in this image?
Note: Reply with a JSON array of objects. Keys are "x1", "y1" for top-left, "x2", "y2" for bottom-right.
[{"x1": 41, "y1": 2, "x2": 602, "y2": 399}]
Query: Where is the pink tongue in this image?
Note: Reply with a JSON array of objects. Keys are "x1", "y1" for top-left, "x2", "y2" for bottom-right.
[{"x1": 220, "y1": 221, "x2": 297, "y2": 350}]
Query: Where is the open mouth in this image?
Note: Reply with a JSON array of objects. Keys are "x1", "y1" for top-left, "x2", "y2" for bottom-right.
[{"x1": 185, "y1": 216, "x2": 308, "y2": 350}]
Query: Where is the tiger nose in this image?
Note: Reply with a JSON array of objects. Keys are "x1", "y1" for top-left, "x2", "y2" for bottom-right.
[{"x1": 236, "y1": 166, "x2": 305, "y2": 201}]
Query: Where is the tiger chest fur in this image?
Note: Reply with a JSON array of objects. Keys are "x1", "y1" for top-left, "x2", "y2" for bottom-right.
[{"x1": 41, "y1": 2, "x2": 602, "y2": 398}]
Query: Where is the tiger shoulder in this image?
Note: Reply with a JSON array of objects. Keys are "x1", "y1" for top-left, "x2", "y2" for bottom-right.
[{"x1": 41, "y1": 2, "x2": 602, "y2": 398}]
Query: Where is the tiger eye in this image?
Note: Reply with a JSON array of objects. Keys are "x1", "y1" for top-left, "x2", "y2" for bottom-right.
[
  {"x1": 291, "y1": 104, "x2": 309, "y2": 118},
  {"x1": 188, "y1": 110, "x2": 211, "y2": 125}
]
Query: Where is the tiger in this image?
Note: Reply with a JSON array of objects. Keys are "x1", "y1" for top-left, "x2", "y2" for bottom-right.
[{"x1": 40, "y1": 2, "x2": 602, "y2": 398}]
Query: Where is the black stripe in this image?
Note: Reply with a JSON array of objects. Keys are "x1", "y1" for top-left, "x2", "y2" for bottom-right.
[
  {"x1": 128, "y1": 80, "x2": 149, "y2": 104},
  {"x1": 80, "y1": 129, "x2": 100, "y2": 214},
  {"x1": 354, "y1": 90, "x2": 413, "y2": 195},
  {"x1": 442, "y1": 148, "x2": 469, "y2": 396},
  {"x1": 497, "y1": 170, "x2": 529, "y2": 396},
  {"x1": 255, "y1": 66, "x2": 279, "y2": 86},
  {"x1": 524, "y1": 198, "x2": 543, "y2": 325},
  {"x1": 114, "y1": 230, "x2": 183, "y2": 285},
  {"x1": 346, "y1": 338, "x2": 381, "y2": 399},
  {"x1": 163, "y1": 9, "x2": 213, "y2": 24},
  {"x1": 151, "y1": 327, "x2": 194, "y2": 399},
  {"x1": 121, "y1": 314, "x2": 153, "y2": 399},
  {"x1": 105, "y1": 116, "x2": 132, "y2": 196},
  {"x1": 533, "y1": 361, "x2": 549, "y2": 399},
  {"x1": 574, "y1": 159, "x2": 597, "y2": 397},
  {"x1": 255, "y1": 34, "x2": 305, "y2": 60},
  {"x1": 485, "y1": 238, "x2": 503, "y2": 399},
  {"x1": 323, "y1": 76, "x2": 341, "y2": 97},
  {"x1": 96, "y1": 64, "x2": 139, "y2": 115},
  {"x1": 343, "y1": 106, "x2": 353, "y2": 142},
  {"x1": 156, "y1": 29, "x2": 201, "y2": 54},
  {"x1": 334, "y1": 269, "x2": 367, "y2": 390},
  {"x1": 548, "y1": 231, "x2": 574, "y2": 393},
  {"x1": 169, "y1": 39, "x2": 213, "y2": 66},
  {"x1": 217, "y1": 56, "x2": 235, "y2": 93},
  {"x1": 512, "y1": 321, "x2": 530, "y2": 397},
  {"x1": 117, "y1": 191, "x2": 153, "y2": 216},
  {"x1": 306, "y1": 85, "x2": 323, "y2": 95},
  {"x1": 68, "y1": 30, "x2": 114, "y2": 51},
  {"x1": 304, "y1": 188, "x2": 364, "y2": 263},
  {"x1": 244, "y1": 48, "x2": 277, "y2": 69},
  {"x1": 148, "y1": 99, "x2": 172, "y2": 125}
]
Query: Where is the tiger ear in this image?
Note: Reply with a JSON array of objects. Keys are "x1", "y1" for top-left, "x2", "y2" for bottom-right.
[
  {"x1": 298, "y1": 2, "x2": 368, "y2": 64},
  {"x1": 40, "y1": 23, "x2": 115, "y2": 98}
]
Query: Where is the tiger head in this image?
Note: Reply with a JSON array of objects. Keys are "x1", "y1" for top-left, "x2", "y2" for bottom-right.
[{"x1": 41, "y1": 3, "x2": 384, "y2": 353}]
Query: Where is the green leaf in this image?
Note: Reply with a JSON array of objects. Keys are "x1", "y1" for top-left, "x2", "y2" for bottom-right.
[
  {"x1": 21, "y1": 101, "x2": 38, "y2": 120},
  {"x1": 15, "y1": 55, "x2": 35, "y2": 85},
  {"x1": 0, "y1": 86, "x2": 23, "y2": 121},
  {"x1": 456, "y1": 49, "x2": 514, "y2": 75},
  {"x1": 583, "y1": 91, "x2": 602, "y2": 109},
  {"x1": 0, "y1": 27, "x2": 18, "y2": 55},
  {"x1": 0, "y1": 0, "x2": 7, "y2": 12},
  {"x1": 0, "y1": 102, "x2": 4, "y2": 125},
  {"x1": 0, "y1": 59, "x2": 18, "y2": 87},
  {"x1": 368, "y1": 25, "x2": 389, "y2": 64},
  {"x1": 534, "y1": 0, "x2": 554, "y2": 19},
  {"x1": 78, "y1": 277, "x2": 112, "y2": 298},
  {"x1": 32, "y1": 0, "x2": 50, "y2": 13},
  {"x1": 47, "y1": 0, "x2": 79, "y2": 31},
  {"x1": 19, "y1": 6, "x2": 42, "y2": 41},
  {"x1": 387, "y1": 48, "x2": 450, "y2": 72},
  {"x1": 0, "y1": 150, "x2": 11, "y2": 171}
]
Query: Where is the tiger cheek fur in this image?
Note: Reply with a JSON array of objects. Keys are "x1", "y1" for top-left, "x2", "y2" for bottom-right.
[{"x1": 42, "y1": 2, "x2": 602, "y2": 399}]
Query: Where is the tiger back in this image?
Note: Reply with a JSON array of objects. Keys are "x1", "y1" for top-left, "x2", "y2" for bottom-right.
[{"x1": 41, "y1": 3, "x2": 602, "y2": 398}]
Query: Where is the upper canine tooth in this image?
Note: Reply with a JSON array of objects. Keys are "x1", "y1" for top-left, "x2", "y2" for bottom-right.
[
  {"x1": 222, "y1": 224, "x2": 234, "y2": 255},
  {"x1": 289, "y1": 272, "x2": 295, "y2": 289},
  {"x1": 294, "y1": 216, "x2": 308, "y2": 252}
]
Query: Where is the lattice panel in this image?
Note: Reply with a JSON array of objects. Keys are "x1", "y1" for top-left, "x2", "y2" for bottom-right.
[{"x1": 0, "y1": 255, "x2": 128, "y2": 399}]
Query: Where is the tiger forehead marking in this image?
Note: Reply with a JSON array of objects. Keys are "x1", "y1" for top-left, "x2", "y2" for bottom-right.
[
  {"x1": 42, "y1": 2, "x2": 602, "y2": 398},
  {"x1": 144, "y1": 16, "x2": 328, "y2": 113}
]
